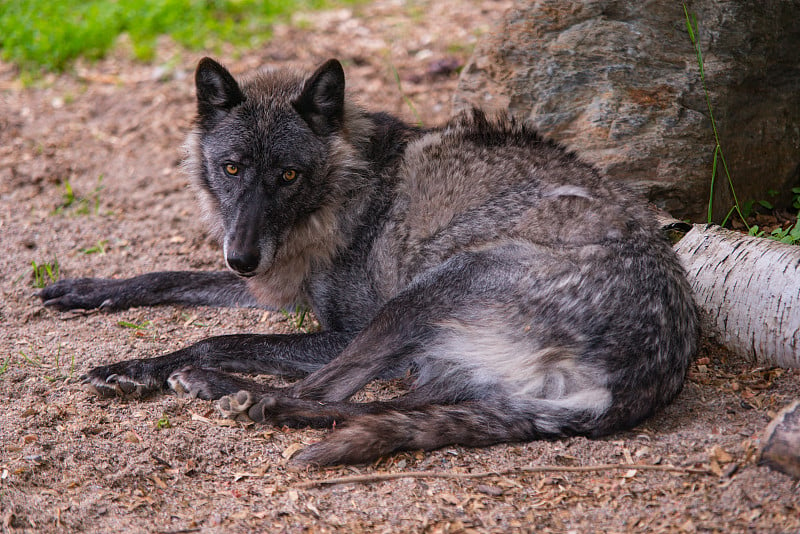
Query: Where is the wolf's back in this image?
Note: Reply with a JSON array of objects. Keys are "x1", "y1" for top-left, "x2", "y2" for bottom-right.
[{"x1": 366, "y1": 109, "x2": 697, "y2": 437}]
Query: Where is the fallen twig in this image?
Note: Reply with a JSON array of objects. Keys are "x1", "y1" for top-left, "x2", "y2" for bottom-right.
[{"x1": 296, "y1": 462, "x2": 711, "y2": 489}]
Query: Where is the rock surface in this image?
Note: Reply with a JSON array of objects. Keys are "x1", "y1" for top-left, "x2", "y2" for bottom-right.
[{"x1": 454, "y1": 0, "x2": 800, "y2": 220}]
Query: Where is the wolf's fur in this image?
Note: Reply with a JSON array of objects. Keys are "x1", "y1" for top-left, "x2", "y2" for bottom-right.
[{"x1": 40, "y1": 58, "x2": 698, "y2": 466}]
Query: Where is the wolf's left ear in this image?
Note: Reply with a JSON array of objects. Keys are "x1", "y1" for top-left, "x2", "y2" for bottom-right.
[
  {"x1": 195, "y1": 57, "x2": 245, "y2": 125},
  {"x1": 292, "y1": 59, "x2": 345, "y2": 135}
]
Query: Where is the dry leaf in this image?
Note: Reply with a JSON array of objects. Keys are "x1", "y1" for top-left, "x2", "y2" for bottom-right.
[
  {"x1": 305, "y1": 501, "x2": 321, "y2": 518},
  {"x1": 439, "y1": 492, "x2": 460, "y2": 506},
  {"x1": 709, "y1": 459, "x2": 723, "y2": 477},
  {"x1": 190, "y1": 412, "x2": 213, "y2": 424},
  {"x1": 282, "y1": 442, "x2": 304, "y2": 460},
  {"x1": 623, "y1": 447, "x2": 634, "y2": 464},
  {"x1": 710, "y1": 445, "x2": 734, "y2": 464},
  {"x1": 150, "y1": 474, "x2": 167, "y2": 489}
]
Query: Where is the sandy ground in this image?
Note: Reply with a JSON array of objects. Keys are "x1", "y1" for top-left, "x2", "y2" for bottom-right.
[{"x1": 1, "y1": 1, "x2": 799, "y2": 532}]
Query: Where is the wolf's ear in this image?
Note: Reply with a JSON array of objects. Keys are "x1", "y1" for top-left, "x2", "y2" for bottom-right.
[
  {"x1": 292, "y1": 59, "x2": 345, "y2": 135},
  {"x1": 195, "y1": 57, "x2": 245, "y2": 124}
]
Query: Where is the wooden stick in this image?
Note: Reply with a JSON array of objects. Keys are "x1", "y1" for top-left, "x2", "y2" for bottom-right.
[{"x1": 295, "y1": 462, "x2": 710, "y2": 489}]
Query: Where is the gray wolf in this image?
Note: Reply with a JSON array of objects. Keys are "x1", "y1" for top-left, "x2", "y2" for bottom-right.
[{"x1": 40, "y1": 57, "x2": 698, "y2": 466}]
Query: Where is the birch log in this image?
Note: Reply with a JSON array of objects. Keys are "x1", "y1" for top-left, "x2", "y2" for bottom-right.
[{"x1": 673, "y1": 224, "x2": 800, "y2": 368}]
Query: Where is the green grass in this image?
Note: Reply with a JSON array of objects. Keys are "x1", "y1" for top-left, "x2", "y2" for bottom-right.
[
  {"x1": 390, "y1": 64, "x2": 423, "y2": 127},
  {"x1": 280, "y1": 306, "x2": 311, "y2": 331},
  {"x1": 0, "y1": 0, "x2": 356, "y2": 72},
  {"x1": 156, "y1": 414, "x2": 172, "y2": 430},
  {"x1": 80, "y1": 239, "x2": 108, "y2": 255},
  {"x1": 748, "y1": 187, "x2": 800, "y2": 245},
  {"x1": 117, "y1": 319, "x2": 152, "y2": 330},
  {"x1": 683, "y1": 5, "x2": 748, "y2": 229},
  {"x1": 31, "y1": 257, "x2": 60, "y2": 288},
  {"x1": 52, "y1": 176, "x2": 105, "y2": 216},
  {"x1": 12, "y1": 343, "x2": 76, "y2": 381},
  {"x1": 684, "y1": 6, "x2": 798, "y2": 241}
]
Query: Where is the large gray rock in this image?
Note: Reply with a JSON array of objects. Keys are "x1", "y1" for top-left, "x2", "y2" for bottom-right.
[{"x1": 454, "y1": 0, "x2": 800, "y2": 220}]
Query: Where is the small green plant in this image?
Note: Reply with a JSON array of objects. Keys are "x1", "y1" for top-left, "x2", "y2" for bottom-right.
[
  {"x1": 31, "y1": 257, "x2": 60, "y2": 288},
  {"x1": 53, "y1": 343, "x2": 76, "y2": 379},
  {"x1": 18, "y1": 349, "x2": 43, "y2": 368},
  {"x1": 53, "y1": 176, "x2": 104, "y2": 216},
  {"x1": 117, "y1": 320, "x2": 152, "y2": 330},
  {"x1": 0, "y1": 355, "x2": 12, "y2": 375},
  {"x1": 683, "y1": 5, "x2": 748, "y2": 229},
  {"x1": 80, "y1": 239, "x2": 108, "y2": 255},
  {"x1": 179, "y1": 312, "x2": 207, "y2": 327},
  {"x1": 768, "y1": 224, "x2": 800, "y2": 245},
  {"x1": 156, "y1": 414, "x2": 171, "y2": 430},
  {"x1": 748, "y1": 222, "x2": 800, "y2": 245},
  {"x1": 10, "y1": 343, "x2": 75, "y2": 381},
  {"x1": 390, "y1": 64, "x2": 423, "y2": 127},
  {"x1": 62, "y1": 180, "x2": 76, "y2": 208},
  {"x1": 745, "y1": 188, "x2": 800, "y2": 245},
  {"x1": 281, "y1": 306, "x2": 310, "y2": 331},
  {"x1": 740, "y1": 196, "x2": 777, "y2": 220}
]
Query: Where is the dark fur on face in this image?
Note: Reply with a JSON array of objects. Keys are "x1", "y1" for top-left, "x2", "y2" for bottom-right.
[{"x1": 42, "y1": 58, "x2": 699, "y2": 467}]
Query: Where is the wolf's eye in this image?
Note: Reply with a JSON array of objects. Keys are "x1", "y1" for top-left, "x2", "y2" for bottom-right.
[
  {"x1": 282, "y1": 169, "x2": 298, "y2": 183},
  {"x1": 224, "y1": 163, "x2": 239, "y2": 176}
]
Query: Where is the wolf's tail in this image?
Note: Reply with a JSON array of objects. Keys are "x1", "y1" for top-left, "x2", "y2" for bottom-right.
[{"x1": 291, "y1": 399, "x2": 596, "y2": 466}]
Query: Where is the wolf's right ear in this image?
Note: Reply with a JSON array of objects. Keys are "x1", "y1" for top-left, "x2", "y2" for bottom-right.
[
  {"x1": 292, "y1": 59, "x2": 346, "y2": 135},
  {"x1": 195, "y1": 57, "x2": 245, "y2": 125}
]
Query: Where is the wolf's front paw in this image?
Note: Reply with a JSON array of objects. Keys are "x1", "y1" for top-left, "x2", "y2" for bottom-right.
[
  {"x1": 82, "y1": 361, "x2": 163, "y2": 398},
  {"x1": 38, "y1": 278, "x2": 128, "y2": 311}
]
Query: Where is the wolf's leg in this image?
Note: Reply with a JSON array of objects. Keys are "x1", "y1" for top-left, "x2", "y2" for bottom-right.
[
  {"x1": 39, "y1": 271, "x2": 261, "y2": 311},
  {"x1": 218, "y1": 386, "x2": 555, "y2": 466},
  {"x1": 216, "y1": 381, "x2": 441, "y2": 427},
  {"x1": 83, "y1": 331, "x2": 351, "y2": 398},
  {"x1": 217, "y1": 387, "x2": 583, "y2": 466}
]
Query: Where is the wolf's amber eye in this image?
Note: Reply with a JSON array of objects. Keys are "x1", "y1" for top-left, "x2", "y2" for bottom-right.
[
  {"x1": 224, "y1": 163, "x2": 239, "y2": 176},
  {"x1": 282, "y1": 169, "x2": 297, "y2": 182}
]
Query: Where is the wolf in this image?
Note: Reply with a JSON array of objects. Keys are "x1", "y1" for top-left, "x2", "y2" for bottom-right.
[{"x1": 40, "y1": 57, "x2": 698, "y2": 466}]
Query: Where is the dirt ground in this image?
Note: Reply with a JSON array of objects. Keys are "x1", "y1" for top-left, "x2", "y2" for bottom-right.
[{"x1": 1, "y1": 1, "x2": 799, "y2": 532}]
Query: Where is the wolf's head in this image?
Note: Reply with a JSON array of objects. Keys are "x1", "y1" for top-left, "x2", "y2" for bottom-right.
[{"x1": 184, "y1": 58, "x2": 372, "y2": 305}]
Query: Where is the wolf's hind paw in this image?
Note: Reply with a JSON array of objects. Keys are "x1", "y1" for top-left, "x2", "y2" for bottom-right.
[
  {"x1": 217, "y1": 390, "x2": 257, "y2": 420},
  {"x1": 169, "y1": 366, "x2": 226, "y2": 400}
]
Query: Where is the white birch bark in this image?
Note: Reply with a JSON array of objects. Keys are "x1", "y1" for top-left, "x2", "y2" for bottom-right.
[{"x1": 674, "y1": 224, "x2": 800, "y2": 368}]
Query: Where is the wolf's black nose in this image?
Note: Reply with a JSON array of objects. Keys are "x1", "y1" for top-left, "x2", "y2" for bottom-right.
[{"x1": 226, "y1": 251, "x2": 260, "y2": 275}]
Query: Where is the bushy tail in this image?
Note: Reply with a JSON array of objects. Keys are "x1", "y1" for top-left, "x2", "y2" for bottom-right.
[{"x1": 290, "y1": 399, "x2": 596, "y2": 467}]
